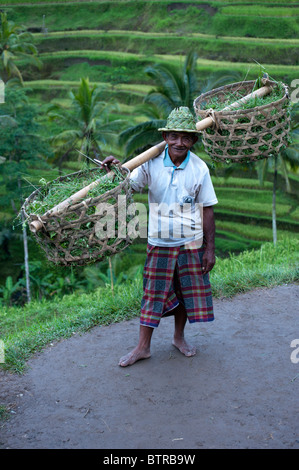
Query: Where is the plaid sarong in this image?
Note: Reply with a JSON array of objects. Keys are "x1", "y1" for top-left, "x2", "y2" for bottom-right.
[{"x1": 140, "y1": 243, "x2": 214, "y2": 328}]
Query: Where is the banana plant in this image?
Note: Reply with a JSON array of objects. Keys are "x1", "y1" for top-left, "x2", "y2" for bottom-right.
[
  {"x1": 0, "y1": 276, "x2": 23, "y2": 307},
  {"x1": 0, "y1": 12, "x2": 41, "y2": 83}
]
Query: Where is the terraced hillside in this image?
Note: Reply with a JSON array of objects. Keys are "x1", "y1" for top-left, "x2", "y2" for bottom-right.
[{"x1": 1, "y1": 0, "x2": 299, "y2": 276}]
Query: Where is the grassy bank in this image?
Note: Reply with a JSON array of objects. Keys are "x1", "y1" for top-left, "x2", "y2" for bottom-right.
[
  {"x1": 4, "y1": 1, "x2": 299, "y2": 38},
  {"x1": 34, "y1": 31, "x2": 299, "y2": 65},
  {"x1": 19, "y1": 51, "x2": 299, "y2": 88},
  {"x1": 1, "y1": 238, "x2": 298, "y2": 374}
]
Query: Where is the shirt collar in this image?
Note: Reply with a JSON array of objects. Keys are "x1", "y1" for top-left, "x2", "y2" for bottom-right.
[{"x1": 163, "y1": 145, "x2": 190, "y2": 169}]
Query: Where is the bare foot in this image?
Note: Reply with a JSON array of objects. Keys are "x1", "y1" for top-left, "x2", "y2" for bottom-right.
[
  {"x1": 118, "y1": 347, "x2": 151, "y2": 367},
  {"x1": 172, "y1": 337, "x2": 196, "y2": 357}
]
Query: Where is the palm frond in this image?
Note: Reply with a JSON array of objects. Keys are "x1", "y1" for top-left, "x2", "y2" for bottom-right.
[
  {"x1": 144, "y1": 92, "x2": 173, "y2": 117},
  {"x1": 119, "y1": 120, "x2": 165, "y2": 158},
  {"x1": 145, "y1": 64, "x2": 182, "y2": 104},
  {"x1": 135, "y1": 102, "x2": 165, "y2": 120},
  {"x1": 51, "y1": 129, "x2": 81, "y2": 144},
  {"x1": 124, "y1": 128, "x2": 163, "y2": 159},
  {"x1": 199, "y1": 71, "x2": 242, "y2": 95},
  {"x1": 0, "y1": 12, "x2": 39, "y2": 82},
  {"x1": 95, "y1": 118, "x2": 126, "y2": 134},
  {"x1": 119, "y1": 120, "x2": 165, "y2": 147}
]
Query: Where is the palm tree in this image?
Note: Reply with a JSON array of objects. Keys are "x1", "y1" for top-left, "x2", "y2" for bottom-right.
[
  {"x1": 48, "y1": 78, "x2": 126, "y2": 169},
  {"x1": 119, "y1": 52, "x2": 198, "y2": 158},
  {"x1": 145, "y1": 50, "x2": 199, "y2": 115},
  {"x1": 0, "y1": 12, "x2": 41, "y2": 83},
  {"x1": 241, "y1": 102, "x2": 298, "y2": 245},
  {"x1": 119, "y1": 52, "x2": 242, "y2": 159}
]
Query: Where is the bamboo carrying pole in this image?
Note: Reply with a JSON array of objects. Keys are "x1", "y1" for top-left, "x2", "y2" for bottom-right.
[
  {"x1": 28, "y1": 141, "x2": 167, "y2": 233},
  {"x1": 29, "y1": 83, "x2": 272, "y2": 233}
]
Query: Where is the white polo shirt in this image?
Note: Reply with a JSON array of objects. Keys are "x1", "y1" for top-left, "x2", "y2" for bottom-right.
[{"x1": 130, "y1": 146, "x2": 218, "y2": 247}]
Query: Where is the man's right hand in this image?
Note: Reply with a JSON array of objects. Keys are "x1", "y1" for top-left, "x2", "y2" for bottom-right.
[{"x1": 100, "y1": 155, "x2": 121, "y2": 172}]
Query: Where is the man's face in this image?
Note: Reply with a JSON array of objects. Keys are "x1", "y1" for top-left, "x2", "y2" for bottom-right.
[{"x1": 163, "y1": 131, "x2": 198, "y2": 161}]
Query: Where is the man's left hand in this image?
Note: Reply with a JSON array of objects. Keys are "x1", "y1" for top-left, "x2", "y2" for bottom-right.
[{"x1": 202, "y1": 247, "x2": 215, "y2": 274}]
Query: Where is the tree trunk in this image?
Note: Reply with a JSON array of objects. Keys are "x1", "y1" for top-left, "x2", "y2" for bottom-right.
[
  {"x1": 21, "y1": 209, "x2": 31, "y2": 303},
  {"x1": 272, "y1": 155, "x2": 278, "y2": 246},
  {"x1": 280, "y1": 155, "x2": 292, "y2": 193},
  {"x1": 108, "y1": 257, "x2": 114, "y2": 293}
]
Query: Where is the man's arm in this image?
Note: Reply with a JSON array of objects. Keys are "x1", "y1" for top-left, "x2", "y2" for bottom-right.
[{"x1": 202, "y1": 205, "x2": 216, "y2": 274}]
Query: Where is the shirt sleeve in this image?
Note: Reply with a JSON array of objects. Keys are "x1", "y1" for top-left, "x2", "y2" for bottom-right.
[
  {"x1": 130, "y1": 163, "x2": 149, "y2": 192},
  {"x1": 197, "y1": 169, "x2": 218, "y2": 207}
]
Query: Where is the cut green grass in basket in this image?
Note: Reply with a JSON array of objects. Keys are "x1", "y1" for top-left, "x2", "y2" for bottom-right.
[
  {"x1": 201, "y1": 80, "x2": 286, "y2": 113},
  {"x1": 26, "y1": 165, "x2": 125, "y2": 216},
  {"x1": 198, "y1": 79, "x2": 290, "y2": 163},
  {"x1": 23, "y1": 164, "x2": 133, "y2": 266}
]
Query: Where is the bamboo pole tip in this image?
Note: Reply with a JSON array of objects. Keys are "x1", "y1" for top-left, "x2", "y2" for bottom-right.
[{"x1": 29, "y1": 219, "x2": 42, "y2": 233}]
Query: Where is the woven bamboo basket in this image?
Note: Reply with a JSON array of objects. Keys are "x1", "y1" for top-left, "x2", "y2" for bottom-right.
[
  {"x1": 22, "y1": 166, "x2": 134, "y2": 266},
  {"x1": 193, "y1": 79, "x2": 290, "y2": 164}
]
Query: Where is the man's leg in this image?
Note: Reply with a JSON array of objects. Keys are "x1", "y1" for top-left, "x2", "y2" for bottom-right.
[
  {"x1": 172, "y1": 303, "x2": 196, "y2": 357},
  {"x1": 118, "y1": 325, "x2": 153, "y2": 367}
]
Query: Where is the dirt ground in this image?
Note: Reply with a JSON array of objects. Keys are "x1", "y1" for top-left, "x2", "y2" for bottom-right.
[{"x1": 0, "y1": 283, "x2": 298, "y2": 450}]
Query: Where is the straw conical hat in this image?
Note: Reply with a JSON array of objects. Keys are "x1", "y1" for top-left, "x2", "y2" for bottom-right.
[{"x1": 158, "y1": 106, "x2": 198, "y2": 133}]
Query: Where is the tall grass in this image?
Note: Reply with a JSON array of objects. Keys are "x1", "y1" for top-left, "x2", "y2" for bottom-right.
[
  {"x1": 210, "y1": 238, "x2": 299, "y2": 297},
  {"x1": 0, "y1": 238, "x2": 298, "y2": 373}
]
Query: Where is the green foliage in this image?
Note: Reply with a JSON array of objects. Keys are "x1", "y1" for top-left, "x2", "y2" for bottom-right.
[
  {"x1": 34, "y1": 31, "x2": 299, "y2": 66},
  {"x1": 119, "y1": 52, "x2": 239, "y2": 157},
  {"x1": 221, "y1": 5, "x2": 299, "y2": 18},
  {"x1": 47, "y1": 77, "x2": 127, "y2": 166},
  {"x1": 0, "y1": 276, "x2": 23, "y2": 307},
  {"x1": 118, "y1": 50, "x2": 201, "y2": 157},
  {"x1": 0, "y1": 86, "x2": 51, "y2": 211},
  {"x1": 5, "y1": 1, "x2": 299, "y2": 39},
  {"x1": 0, "y1": 405, "x2": 9, "y2": 422},
  {"x1": 0, "y1": 11, "x2": 41, "y2": 83},
  {"x1": 212, "y1": 14, "x2": 298, "y2": 39},
  {"x1": 17, "y1": 50, "x2": 299, "y2": 90}
]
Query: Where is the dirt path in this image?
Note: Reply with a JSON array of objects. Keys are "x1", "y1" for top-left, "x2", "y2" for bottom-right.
[{"x1": 1, "y1": 283, "x2": 298, "y2": 450}]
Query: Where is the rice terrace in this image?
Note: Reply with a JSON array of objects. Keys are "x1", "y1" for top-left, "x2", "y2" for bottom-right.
[{"x1": 0, "y1": 0, "x2": 298, "y2": 451}]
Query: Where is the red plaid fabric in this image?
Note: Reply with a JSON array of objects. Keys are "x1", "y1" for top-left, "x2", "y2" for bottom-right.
[{"x1": 140, "y1": 244, "x2": 214, "y2": 328}]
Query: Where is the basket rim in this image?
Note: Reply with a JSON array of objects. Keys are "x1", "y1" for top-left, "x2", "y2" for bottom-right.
[{"x1": 193, "y1": 79, "x2": 289, "y2": 117}]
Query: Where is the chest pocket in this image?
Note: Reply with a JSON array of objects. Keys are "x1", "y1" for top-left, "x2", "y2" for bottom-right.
[{"x1": 180, "y1": 195, "x2": 195, "y2": 206}]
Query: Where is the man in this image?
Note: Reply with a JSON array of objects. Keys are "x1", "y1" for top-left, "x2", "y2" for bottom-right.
[{"x1": 103, "y1": 107, "x2": 218, "y2": 367}]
